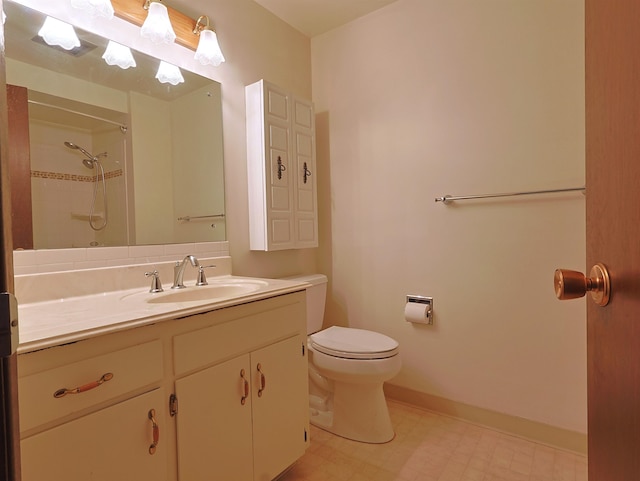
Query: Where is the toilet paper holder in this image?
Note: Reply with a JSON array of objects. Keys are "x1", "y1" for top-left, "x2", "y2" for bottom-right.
[{"x1": 406, "y1": 295, "x2": 433, "y2": 325}]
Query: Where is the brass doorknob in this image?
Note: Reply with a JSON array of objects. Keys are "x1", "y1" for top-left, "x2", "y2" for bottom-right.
[{"x1": 554, "y1": 263, "x2": 611, "y2": 306}]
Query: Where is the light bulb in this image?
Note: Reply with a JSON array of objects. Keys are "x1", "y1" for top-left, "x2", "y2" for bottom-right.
[
  {"x1": 156, "y1": 61, "x2": 184, "y2": 85},
  {"x1": 38, "y1": 17, "x2": 81, "y2": 51},
  {"x1": 141, "y1": 2, "x2": 176, "y2": 45},
  {"x1": 70, "y1": 0, "x2": 115, "y2": 19},
  {"x1": 102, "y1": 41, "x2": 136, "y2": 69},
  {"x1": 194, "y1": 29, "x2": 225, "y2": 67}
]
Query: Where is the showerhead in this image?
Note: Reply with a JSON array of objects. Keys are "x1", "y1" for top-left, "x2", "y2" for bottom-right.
[{"x1": 64, "y1": 141, "x2": 96, "y2": 169}]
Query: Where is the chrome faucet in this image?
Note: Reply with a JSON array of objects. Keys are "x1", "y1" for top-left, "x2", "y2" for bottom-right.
[{"x1": 172, "y1": 255, "x2": 199, "y2": 289}]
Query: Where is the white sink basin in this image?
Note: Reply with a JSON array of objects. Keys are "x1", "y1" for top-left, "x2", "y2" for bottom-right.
[
  {"x1": 147, "y1": 284, "x2": 262, "y2": 304},
  {"x1": 120, "y1": 279, "x2": 269, "y2": 305}
]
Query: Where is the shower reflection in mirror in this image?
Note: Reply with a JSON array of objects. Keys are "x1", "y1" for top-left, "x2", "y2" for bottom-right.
[
  {"x1": 63, "y1": 141, "x2": 109, "y2": 232},
  {"x1": 29, "y1": 97, "x2": 129, "y2": 248}
]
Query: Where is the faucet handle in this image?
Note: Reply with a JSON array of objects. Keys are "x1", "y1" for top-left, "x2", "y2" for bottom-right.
[
  {"x1": 195, "y1": 265, "x2": 216, "y2": 286},
  {"x1": 145, "y1": 270, "x2": 164, "y2": 293}
]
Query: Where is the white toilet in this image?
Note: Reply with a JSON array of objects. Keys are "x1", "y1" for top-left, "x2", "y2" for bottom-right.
[{"x1": 288, "y1": 274, "x2": 401, "y2": 444}]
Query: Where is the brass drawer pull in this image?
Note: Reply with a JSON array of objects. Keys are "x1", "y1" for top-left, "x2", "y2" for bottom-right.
[
  {"x1": 53, "y1": 372, "x2": 114, "y2": 398},
  {"x1": 148, "y1": 408, "x2": 160, "y2": 455}
]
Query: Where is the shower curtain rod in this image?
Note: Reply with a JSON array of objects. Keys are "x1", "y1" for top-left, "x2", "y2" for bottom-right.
[
  {"x1": 27, "y1": 100, "x2": 128, "y2": 131},
  {"x1": 435, "y1": 186, "x2": 585, "y2": 204}
]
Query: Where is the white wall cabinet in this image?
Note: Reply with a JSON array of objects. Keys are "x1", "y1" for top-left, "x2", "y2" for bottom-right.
[
  {"x1": 246, "y1": 79, "x2": 318, "y2": 251},
  {"x1": 18, "y1": 292, "x2": 309, "y2": 481}
]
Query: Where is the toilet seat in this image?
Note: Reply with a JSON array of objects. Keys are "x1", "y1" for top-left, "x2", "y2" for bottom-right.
[{"x1": 309, "y1": 326, "x2": 399, "y2": 360}]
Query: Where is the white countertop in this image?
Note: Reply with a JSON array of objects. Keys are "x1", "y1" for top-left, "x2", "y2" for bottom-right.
[{"x1": 17, "y1": 275, "x2": 308, "y2": 354}]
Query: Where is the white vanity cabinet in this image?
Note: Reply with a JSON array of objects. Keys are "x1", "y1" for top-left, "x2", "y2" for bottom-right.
[
  {"x1": 173, "y1": 294, "x2": 309, "y2": 481},
  {"x1": 17, "y1": 290, "x2": 309, "y2": 481},
  {"x1": 246, "y1": 79, "x2": 318, "y2": 251}
]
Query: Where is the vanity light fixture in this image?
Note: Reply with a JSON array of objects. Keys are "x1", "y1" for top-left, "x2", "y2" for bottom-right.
[
  {"x1": 102, "y1": 40, "x2": 136, "y2": 69},
  {"x1": 193, "y1": 15, "x2": 225, "y2": 67},
  {"x1": 155, "y1": 60, "x2": 184, "y2": 85},
  {"x1": 140, "y1": 0, "x2": 176, "y2": 45},
  {"x1": 38, "y1": 16, "x2": 81, "y2": 51},
  {"x1": 70, "y1": 0, "x2": 115, "y2": 19}
]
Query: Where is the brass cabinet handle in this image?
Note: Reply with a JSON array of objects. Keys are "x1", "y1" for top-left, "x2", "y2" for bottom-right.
[
  {"x1": 277, "y1": 156, "x2": 286, "y2": 180},
  {"x1": 240, "y1": 369, "x2": 249, "y2": 405},
  {"x1": 148, "y1": 409, "x2": 160, "y2": 455},
  {"x1": 53, "y1": 372, "x2": 114, "y2": 398},
  {"x1": 257, "y1": 363, "x2": 266, "y2": 397},
  {"x1": 303, "y1": 162, "x2": 312, "y2": 184},
  {"x1": 554, "y1": 263, "x2": 611, "y2": 306}
]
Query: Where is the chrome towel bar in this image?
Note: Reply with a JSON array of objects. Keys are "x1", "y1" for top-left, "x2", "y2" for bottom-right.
[
  {"x1": 177, "y1": 213, "x2": 226, "y2": 221},
  {"x1": 435, "y1": 186, "x2": 585, "y2": 204}
]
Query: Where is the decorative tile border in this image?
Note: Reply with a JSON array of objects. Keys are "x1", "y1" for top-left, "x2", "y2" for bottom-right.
[{"x1": 31, "y1": 169, "x2": 123, "y2": 182}]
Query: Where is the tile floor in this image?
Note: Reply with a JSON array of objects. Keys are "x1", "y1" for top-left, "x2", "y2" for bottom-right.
[{"x1": 280, "y1": 400, "x2": 587, "y2": 481}]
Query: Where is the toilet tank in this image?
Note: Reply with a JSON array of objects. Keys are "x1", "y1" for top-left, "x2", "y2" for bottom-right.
[{"x1": 283, "y1": 274, "x2": 327, "y2": 334}]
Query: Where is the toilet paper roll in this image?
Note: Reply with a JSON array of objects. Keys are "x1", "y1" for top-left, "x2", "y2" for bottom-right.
[{"x1": 404, "y1": 302, "x2": 430, "y2": 324}]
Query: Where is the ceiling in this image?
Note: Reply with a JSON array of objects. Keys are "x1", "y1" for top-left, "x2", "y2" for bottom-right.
[{"x1": 250, "y1": 0, "x2": 399, "y2": 37}]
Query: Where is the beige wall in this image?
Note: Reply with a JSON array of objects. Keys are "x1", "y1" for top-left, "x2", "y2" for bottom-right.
[
  {"x1": 311, "y1": 0, "x2": 586, "y2": 433},
  {"x1": 170, "y1": 0, "x2": 318, "y2": 278}
]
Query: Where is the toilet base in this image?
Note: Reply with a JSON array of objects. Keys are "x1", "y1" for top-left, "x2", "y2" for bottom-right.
[{"x1": 309, "y1": 381, "x2": 395, "y2": 444}]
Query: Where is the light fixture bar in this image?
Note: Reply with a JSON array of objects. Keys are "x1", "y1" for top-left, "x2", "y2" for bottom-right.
[{"x1": 110, "y1": 0, "x2": 199, "y2": 50}]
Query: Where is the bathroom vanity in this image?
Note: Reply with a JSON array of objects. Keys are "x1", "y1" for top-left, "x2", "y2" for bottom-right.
[{"x1": 15, "y1": 263, "x2": 309, "y2": 481}]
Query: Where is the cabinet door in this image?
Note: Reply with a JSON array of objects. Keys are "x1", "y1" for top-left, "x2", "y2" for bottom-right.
[
  {"x1": 21, "y1": 389, "x2": 167, "y2": 481},
  {"x1": 292, "y1": 96, "x2": 318, "y2": 248},
  {"x1": 252, "y1": 335, "x2": 309, "y2": 481},
  {"x1": 265, "y1": 83, "x2": 295, "y2": 250},
  {"x1": 175, "y1": 354, "x2": 253, "y2": 481}
]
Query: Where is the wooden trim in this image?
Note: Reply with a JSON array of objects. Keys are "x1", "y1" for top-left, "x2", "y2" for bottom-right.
[
  {"x1": 110, "y1": 0, "x2": 201, "y2": 51},
  {"x1": 384, "y1": 383, "x2": 587, "y2": 455},
  {"x1": 6, "y1": 85, "x2": 33, "y2": 250}
]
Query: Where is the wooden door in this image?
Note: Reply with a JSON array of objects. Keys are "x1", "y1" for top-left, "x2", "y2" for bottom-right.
[
  {"x1": 0, "y1": 4, "x2": 21, "y2": 479},
  {"x1": 585, "y1": 0, "x2": 640, "y2": 478}
]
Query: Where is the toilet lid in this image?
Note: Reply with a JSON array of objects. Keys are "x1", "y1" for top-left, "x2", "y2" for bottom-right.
[{"x1": 309, "y1": 326, "x2": 399, "y2": 360}]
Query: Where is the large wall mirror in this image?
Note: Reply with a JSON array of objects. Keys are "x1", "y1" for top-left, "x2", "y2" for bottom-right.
[{"x1": 5, "y1": 0, "x2": 226, "y2": 250}]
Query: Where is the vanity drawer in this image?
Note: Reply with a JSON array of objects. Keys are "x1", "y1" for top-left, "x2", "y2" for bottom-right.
[
  {"x1": 18, "y1": 340, "x2": 164, "y2": 433},
  {"x1": 173, "y1": 298, "x2": 304, "y2": 376}
]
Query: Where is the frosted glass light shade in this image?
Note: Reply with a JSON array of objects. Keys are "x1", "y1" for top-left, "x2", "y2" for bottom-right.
[
  {"x1": 102, "y1": 41, "x2": 136, "y2": 69},
  {"x1": 38, "y1": 17, "x2": 81, "y2": 51},
  {"x1": 194, "y1": 29, "x2": 225, "y2": 67},
  {"x1": 140, "y1": 2, "x2": 176, "y2": 45},
  {"x1": 70, "y1": 0, "x2": 115, "y2": 19},
  {"x1": 156, "y1": 61, "x2": 184, "y2": 85}
]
